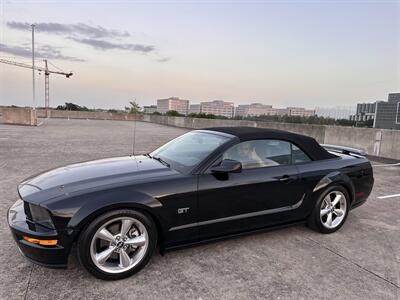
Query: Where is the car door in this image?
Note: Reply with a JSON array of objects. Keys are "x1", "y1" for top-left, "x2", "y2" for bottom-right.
[{"x1": 197, "y1": 139, "x2": 306, "y2": 239}]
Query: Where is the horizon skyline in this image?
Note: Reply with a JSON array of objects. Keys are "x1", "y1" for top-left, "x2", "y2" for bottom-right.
[
  {"x1": 1, "y1": 1, "x2": 399, "y2": 109},
  {"x1": 0, "y1": 95, "x2": 368, "y2": 112}
]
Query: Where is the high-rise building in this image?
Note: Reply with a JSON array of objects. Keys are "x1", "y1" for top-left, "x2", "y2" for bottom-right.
[
  {"x1": 200, "y1": 100, "x2": 234, "y2": 118},
  {"x1": 374, "y1": 93, "x2": 400, "y2": 129},
  {"x1": 349, "y1": 102, "x2": 376, "y2": 122},
  {"x1": 156, "y1": 97, "x2": 189, "y2": 115}
]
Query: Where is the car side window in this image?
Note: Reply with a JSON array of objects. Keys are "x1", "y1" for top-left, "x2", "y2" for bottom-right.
[
  {"x1": 223, "y1": 140, "x2": 291, "y2": 169},
  {"x1": 291, "y1": 144, "x2": 311, "y2": 164}
]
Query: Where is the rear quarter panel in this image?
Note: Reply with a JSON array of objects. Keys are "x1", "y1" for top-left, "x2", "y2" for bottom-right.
[{"x1": 295, "y1": 155, "x2": 373, "y2": 216}]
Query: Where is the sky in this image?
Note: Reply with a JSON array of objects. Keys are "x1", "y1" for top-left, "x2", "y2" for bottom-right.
[{"x1": 0, "y1": 0, "x2": 399, "y2": 110}]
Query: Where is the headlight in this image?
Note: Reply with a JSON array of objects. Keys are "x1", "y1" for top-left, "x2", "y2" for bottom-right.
[{"x1": 28, "y1": 203, "x2": 55, "y2": 229}]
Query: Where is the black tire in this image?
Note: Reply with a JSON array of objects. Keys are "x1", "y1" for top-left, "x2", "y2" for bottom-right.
[
  {"x1": 308, "y1": 185, "x2": 350, "y2": 234},
  {"x1": 77, "y1": 209, "x2": 157, "y2": 280}
]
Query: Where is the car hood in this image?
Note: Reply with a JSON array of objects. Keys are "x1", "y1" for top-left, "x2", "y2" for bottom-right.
[{"x1": 18, "y1": 155, "x2": 178, "y2": 204}]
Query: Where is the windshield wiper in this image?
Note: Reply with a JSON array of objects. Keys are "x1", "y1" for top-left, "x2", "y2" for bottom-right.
[
  {"x1": 152, "y1": 156, "x2": 170, "y2": 168},
  {"x1": 144, "y1": 153, "x2": 152, "y2": 158}
]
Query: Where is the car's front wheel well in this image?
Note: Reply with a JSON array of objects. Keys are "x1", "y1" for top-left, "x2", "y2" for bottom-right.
[{"x1": 72, "y1": 205, "x2": 164, "y2": 251}]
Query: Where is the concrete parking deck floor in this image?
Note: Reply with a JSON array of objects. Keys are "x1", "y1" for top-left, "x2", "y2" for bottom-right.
[{"x1": 0, "y1": 119, "x2": 399, "y2": 300}]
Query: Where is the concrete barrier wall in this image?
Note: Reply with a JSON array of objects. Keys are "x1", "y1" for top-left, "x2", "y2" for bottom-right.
[
  {"x1": 324, "y1": 127, "x2": 400, "y2": 160},
  {"x1": 1, "y1": 108, "x2": 37, "y2": 126},
  {"x1": 143, "y1": 115, "x2": 400, "y2": 160},
  {"x1": 323, "y1": 126, "x2": 379, "y2": 156},
  {"x1": 37, "y1": 109, "x2": 143, "y2": 121},
  {"x1": 2, "y1": 108, "x2": 398, "y2": 160},
  {"x1": 143, "y1": 115, "x2": 327, "y2": 143},
  {"x1": 379, "y1": 130, "x2": 400, "y2": 160}
]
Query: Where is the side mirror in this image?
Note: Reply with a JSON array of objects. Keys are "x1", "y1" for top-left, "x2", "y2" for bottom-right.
[{"x1": 211, "y1": 159, "x2": 242, "y2": 174}]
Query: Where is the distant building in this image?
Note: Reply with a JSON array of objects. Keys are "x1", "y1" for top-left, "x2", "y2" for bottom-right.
[
  {"x1": 349, "y1": 102, "x2": 376, "y2": 122},
  {"x1": 157, "y1": 97, "x2": 189, "y2": 115},
  {"x1": 200, "y1": 100, "x2": 234, "y2": 118},
  {"x1": 235, "y1": 105, "x2": 250, "y2": 117},
  {"x1": 374, "y1": 93, "x2": 400, "y2": 129},
  {"x1": 143, "y1": 105, "x2": 157, "y2": 114},
  {"x1": 237, "y1": 103, "x2": 275, "y2": 117},
  {"x1": 316, "y1": 106, "x2": 356, "y2": 119},
  {"x1": 235, "y1": 103, "x2": 314, "y2": 118},
  {"x1": 287, "y1": 107, "x2": 316, "y2": 117},
  {"x1": 189, "y1": 104, "x2": 201, "y2": 114},
  {"x1": 247, "y1": 103, "x2": 276, "y2": 116}
]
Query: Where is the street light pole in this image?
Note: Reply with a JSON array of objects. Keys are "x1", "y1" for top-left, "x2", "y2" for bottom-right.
[{"x1": 31, "y1": 24, "x2": 35, "y2": 110}]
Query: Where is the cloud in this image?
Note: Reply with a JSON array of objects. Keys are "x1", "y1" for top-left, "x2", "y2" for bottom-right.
[
  {"x1": 155, "y1": 57, "x2": 170, "y2": 63},
  {"x1": 7, "y1": 21, "x2": 130, "y2": 39},
  {"x1": 6, "y1": 21, "x2": 166, "y2": 60},
  {"x1": 0, "y1": 43, "x2": 85, "y2": 62},
  {"x1": 69, "y1": 37, "x2": 154, "y2": 54}
]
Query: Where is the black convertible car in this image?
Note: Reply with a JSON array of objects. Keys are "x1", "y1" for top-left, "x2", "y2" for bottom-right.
[{"x1": 8, "y1": 127, "x2": 374, "y2": 280}]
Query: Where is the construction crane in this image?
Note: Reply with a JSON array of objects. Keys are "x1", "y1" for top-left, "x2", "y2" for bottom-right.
[{"x1": 0, "y1": 58, "x2": 73, "y2": 109}]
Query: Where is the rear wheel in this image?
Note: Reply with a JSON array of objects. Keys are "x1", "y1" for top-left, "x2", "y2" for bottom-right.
[
  {"x1": 308, "y1": 185, "x2": 350, "y2": 233},
  {"x1": 77, "y1": 209, "x2": 157, "y2": 280}
]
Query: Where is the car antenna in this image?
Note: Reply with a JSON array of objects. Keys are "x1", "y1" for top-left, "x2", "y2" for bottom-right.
[
  {"x1": 132, "y1": 109, "x2": 137, "y2": 155},
  {"x1": 131, "y1": 107, "x2": 139, "y2": 169}
]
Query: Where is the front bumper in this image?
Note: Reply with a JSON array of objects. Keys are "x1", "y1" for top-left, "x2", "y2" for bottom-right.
[{"x1": 7, "y1": 200, "x2": 69, "y2": 268}]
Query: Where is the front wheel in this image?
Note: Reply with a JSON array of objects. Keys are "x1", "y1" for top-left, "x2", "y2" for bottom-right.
[
  {"x1": 77, "y1": 209, "x2": 157, "y2": 280},
  {"x1": 308, "y1": 185, "x2": 350, "y2": 234}
]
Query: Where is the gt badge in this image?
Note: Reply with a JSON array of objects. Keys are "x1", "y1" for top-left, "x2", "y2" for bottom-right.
[{"x1": 177, "y1": 207, "x2": 190, "y2": 214}]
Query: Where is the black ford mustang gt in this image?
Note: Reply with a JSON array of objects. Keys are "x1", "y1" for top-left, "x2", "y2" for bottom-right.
[{"x1": 8, "y1": 127, "x2": 374, "y2": 280}]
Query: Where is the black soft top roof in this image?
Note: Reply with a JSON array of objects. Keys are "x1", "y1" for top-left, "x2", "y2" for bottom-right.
[{"x1": 204, "y1": 126, "x2": 336, "y2": 161}]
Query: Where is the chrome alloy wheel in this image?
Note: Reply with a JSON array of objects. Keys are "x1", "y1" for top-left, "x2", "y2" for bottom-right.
[
  {"x1": 90, "y1": 217, "x2": 149, "y2": 274},
  {"x1": 320, "y1": 191, "x2": 347, "y2": 229}
]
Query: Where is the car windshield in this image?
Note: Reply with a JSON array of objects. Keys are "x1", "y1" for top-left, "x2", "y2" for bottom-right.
[{"x1": 150, "y1": 131, "x2": 231, "y2": 173}]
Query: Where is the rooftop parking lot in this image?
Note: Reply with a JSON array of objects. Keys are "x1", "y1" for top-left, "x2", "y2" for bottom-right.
[{"x1": 0, "y1": 119, "x2": 399, "y2": 300}]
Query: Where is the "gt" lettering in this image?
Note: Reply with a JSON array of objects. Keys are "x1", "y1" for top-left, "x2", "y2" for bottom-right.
[{"x1": 177, "y1": 207, "x2": 189, "y2": 214}]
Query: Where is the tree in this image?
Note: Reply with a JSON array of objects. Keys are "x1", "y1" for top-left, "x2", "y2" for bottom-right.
[
  {"x1": 187, "y1": 112, "x2": 224, "y2": 119},
  {"x1": 56, "y1": 102, "x2": 89, "y2": 111},
  {"x1": 336, "y1": 118, "x2": 356, "y2": 126},
  {"x1": 125, "y1": 101, "x2": 142, "y2": 114},
  {"x1": 165, "y1": 110, "x2": 182, "y2": 116}
]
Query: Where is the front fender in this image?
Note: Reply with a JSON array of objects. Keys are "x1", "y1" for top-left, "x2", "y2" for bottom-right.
[{"x1": 67, "y1": 189, "x2": 162, "y2": 230}]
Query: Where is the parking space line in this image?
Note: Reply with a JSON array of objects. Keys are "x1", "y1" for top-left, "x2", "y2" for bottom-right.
[
  {"x1": 372, "y1": 163, "x2": 400, "y2": 167},
  {"x1": 377, "y1": 194, "x2": 400, "y2": 199}
]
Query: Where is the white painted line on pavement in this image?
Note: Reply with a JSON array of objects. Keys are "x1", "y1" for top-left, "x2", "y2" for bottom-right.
[
  {"x1": 372, "y1": 163, "x2": 400, "y2": 167},
  {"x1": 378, "y1": 194, "x2": 400, "y2": 199}
]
